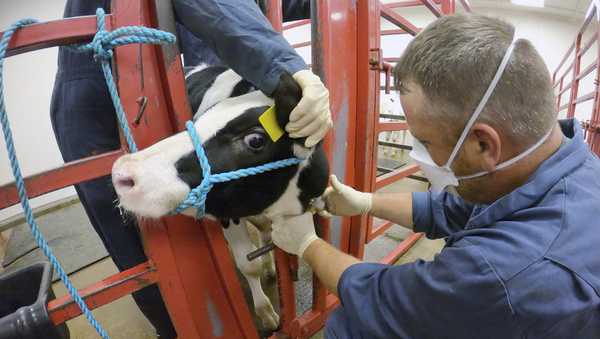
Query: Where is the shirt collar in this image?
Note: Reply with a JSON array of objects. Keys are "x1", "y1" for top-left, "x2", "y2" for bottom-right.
[{"x1": 465, "y1": 119, "x2": 590, "y2": 229}]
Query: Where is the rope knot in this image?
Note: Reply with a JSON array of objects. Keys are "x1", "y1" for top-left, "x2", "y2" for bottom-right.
[{"x1": 91, "y1": 30, "x2": 113, "y2": 61}]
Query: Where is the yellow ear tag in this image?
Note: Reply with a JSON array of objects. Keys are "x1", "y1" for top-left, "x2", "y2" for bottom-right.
[{"x1": 259, "y1": 106, "x2": 285, "y2": 142}]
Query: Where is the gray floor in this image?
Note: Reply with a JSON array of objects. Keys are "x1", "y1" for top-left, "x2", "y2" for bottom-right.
[{"x1": 2, "y1": 202, "x2": 108, "y2": 281}]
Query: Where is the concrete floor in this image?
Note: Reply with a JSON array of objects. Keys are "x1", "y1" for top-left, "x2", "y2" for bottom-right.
[{"x1": 0, "y1": 171, "x2": 444, "y2": 339}]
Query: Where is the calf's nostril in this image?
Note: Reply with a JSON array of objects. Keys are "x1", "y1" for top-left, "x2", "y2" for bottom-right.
[{"x1": 118, "y1": 178, "x2": 135, "y2": 188}]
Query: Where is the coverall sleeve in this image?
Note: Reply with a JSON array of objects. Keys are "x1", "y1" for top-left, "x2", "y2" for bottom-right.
[
  {"x1": 412, "y1": 191, "x2": 475, "y2": 239},
  {"x1": 334, "y1": 243, "x2": 516, "y2": 338},
  {"x1": 173, "y1": 0, "x2": 308, "y2": 95}
]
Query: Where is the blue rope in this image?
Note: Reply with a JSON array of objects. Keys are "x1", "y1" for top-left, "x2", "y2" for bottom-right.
[
  {"x1": 0, "y1": 9, "x2": 175, "y2": 339},
  {"x1": 69, "y1": 8, "x2": 176, "y2": 152},
  {"x1": 0, "y1": 18, "x2": 110, "y2": 339},
  {"x1": 174, "y1": 121, "x2": 302, "y2": 217}
]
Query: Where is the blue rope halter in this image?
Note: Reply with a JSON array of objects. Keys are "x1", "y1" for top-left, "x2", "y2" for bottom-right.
[{"x1": 174, "y1": 121, "x2": 302, "y2": 218}]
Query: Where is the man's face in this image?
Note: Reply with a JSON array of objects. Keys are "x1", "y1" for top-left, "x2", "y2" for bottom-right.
[{"x1": 399, "y1": 82, "x2": 491, "y2": 202}]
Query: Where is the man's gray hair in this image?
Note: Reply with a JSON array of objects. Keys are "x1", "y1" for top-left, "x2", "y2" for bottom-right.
[{"x1": 394, "y1": 14, "x2": 557, "y2": 144}]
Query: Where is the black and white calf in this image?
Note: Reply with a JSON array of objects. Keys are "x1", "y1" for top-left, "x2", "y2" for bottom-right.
[{"x1": 111, "y1": 65, "x2": 329, "y2": 332}]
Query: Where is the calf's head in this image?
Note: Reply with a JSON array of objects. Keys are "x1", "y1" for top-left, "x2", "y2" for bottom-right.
[{"x1": 112, "y1": 67, "x2": 328, "y2": 220}]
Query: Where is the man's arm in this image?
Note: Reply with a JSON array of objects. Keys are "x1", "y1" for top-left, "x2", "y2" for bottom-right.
[
  {"x1": 303, "y1": 238, "x2": 360, "y2": 295},
  {"x1": 322, "y1": 175, "x2": 476, "y2": 238},
  {"x1": 173, "y1": 0, "x2": 306, "y2": 95},
  {"x1": 370, "y1": 192, "x2": 413, "y2": 229},
  {"x1": 271, "y1": 215, "x2": 517, "y2": 338}
]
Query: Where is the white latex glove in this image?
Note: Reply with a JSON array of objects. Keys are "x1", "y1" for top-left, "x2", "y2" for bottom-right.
[
  {"x1": 321, "y1": 175, "x2": 372, "y2": 217},
  {"x1": 286, "y1": 70, "x2": 333, "y2": 148},
  {"x1": 271, "y1": 212, "x2": 319, "y2": 258}
]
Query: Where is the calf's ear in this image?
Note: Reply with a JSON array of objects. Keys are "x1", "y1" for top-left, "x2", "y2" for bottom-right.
[{"x1": 271, "y1": 72, "x2": 306, "y2": 144}]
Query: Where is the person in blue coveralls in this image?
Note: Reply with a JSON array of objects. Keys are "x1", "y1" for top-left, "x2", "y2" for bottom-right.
[
  {"x1": 50, "y1": 1, "x2": 330, "y2": 338},
  {"x1": 271, "y1": 14, "x2": 600, "y2": 339}
]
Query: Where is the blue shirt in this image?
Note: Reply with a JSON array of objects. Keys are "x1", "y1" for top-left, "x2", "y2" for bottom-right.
[
  {"x1": 56, "y1": 0, "x2": 308, "y2": 94},
  {"x1": 327, "y1": 119, "x2": 600, "y2": 339}
]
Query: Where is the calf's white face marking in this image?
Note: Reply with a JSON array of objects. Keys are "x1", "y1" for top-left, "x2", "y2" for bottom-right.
[
  {"x1": 112, "y1": 66, "x2": 328, "y2": 222},
  {"x1": 112, "y1": 91, "x2": 276, "y2": 218}
]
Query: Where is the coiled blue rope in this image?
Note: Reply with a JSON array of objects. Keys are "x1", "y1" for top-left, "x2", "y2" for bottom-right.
[
  {"x1": 174, "y1": 121, "x2": 302, "y2": 217},
  {"x1": 0, "y1": 9, "x2": 175, "y2": 339},
  {"x1": 0, "y1": 17, "x2": 111, "y2": 339},
  {"x1": 69, "y1": 8, "x2": 176, "y2": 152}
]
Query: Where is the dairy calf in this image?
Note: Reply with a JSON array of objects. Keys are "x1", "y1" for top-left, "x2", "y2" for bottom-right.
[{"x1": 111, "y1": 65, "x2": 329, "y2": 332}]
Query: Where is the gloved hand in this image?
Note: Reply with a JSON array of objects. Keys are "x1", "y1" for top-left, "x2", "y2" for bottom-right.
[
  {"x1": 271, "y1": 212, "x2": 319, "y2": 258},
  {"x1": 321, "y1": 175, "x2": 372, "y2": 217},
  {"x1": 286, "y1": 70, "x2": 333, "y2": 148}
]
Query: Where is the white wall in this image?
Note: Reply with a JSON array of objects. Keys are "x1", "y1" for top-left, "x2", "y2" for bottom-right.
[{"x1": 0, "y1": 1, "x2": 72, "y2": 222}]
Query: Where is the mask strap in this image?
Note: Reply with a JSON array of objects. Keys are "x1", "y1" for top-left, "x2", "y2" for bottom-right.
[
  {"x1": 457, "y1": 126, "x2": 554, "y2": 180},
  {"x1": 445, "y1": 33, "x2": 519, "y2": 169}
]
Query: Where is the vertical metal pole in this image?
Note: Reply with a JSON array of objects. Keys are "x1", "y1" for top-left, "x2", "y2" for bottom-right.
[
  {"x1": 311, "y1": 0, "x2": 357, "y2": 255},
  {"x1": 265, "y1": 0, "x2": 283, "y2": 31},
  {"x1": 351, "y1": 0, "x2": 381, "y2": 259},
  {"x1": 568, "y1": 33, "x2": 583, "y2": 119}
]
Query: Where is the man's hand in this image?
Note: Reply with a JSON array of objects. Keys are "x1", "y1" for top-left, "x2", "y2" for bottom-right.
[
  {"x1": 271, "y1": 212, "x2": 319, "y2": 258},
  {"x1": 286, "y1": 70, "x2": 332, "y2": 148},
  {"x1": 322, "y1": 175, "x2": 372, "y2": 217}
]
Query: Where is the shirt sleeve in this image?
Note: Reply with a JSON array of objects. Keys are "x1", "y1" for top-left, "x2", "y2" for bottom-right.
[
  {"x1": 173, "y1": 0, "x2": 308, "y2": 95},
  {"x1": 336, "y1": 243, "x2": 517, "y2": 339},
  {"x1": 412, "y1": 191, "x2": 475, "y2": 239}
]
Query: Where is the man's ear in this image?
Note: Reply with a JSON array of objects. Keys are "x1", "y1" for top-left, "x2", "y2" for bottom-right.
[
  {"x1": 471, "y1": 123, "x2": 502, "y2": 172},
  {"x1": 271, "y1": 72, "x2": 307, "y2": 144}
]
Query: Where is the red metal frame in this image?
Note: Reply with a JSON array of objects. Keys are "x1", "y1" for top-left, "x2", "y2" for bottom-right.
[
  {"x1": 552, "y1": 2, "x2": 600, "y2": 155},
  {"x1": 1, "y1": 1, "x2": 258, "y2": 338},
  {"x1": 266, "y1": 1, "x2": 465, "y2": 338},
  {"x1": 0, "y1": 1, "x2": 471, "y2": 338}
]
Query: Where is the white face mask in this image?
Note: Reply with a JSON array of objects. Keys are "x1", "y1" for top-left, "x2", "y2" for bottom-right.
[{"x1": 409, "y1": 34, "x2": 553, "y2": 194}]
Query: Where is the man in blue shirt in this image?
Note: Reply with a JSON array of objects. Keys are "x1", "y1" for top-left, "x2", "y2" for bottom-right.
[
  {"x1": 272, "y1": 14, "x2": 600, "y2": 338},
  {"x1": 50, "y1": 1, "x2": 328, "y2": 337}
]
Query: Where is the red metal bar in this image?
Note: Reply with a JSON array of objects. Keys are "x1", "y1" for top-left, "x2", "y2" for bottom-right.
[
  {"x1": 575, "y1": 61, "x2": 597, "y2": 82},
  {"x1": 378, "y1": 121, "x2": 409, "y2": 132},
  {"x1": 283, "y1": 19, "x2": 310, "y2": 30},
  {"x1": 574, "y1": 91, "x2": 596, "y2": 104},
  {"x1": 419, "y1": 0, "x2": 443, "y2": 17},
  {"x1": 0, "y1": 150, "x2": 123, "y2": 210},
  {"x1": 458, "y1": 0, "x2": 472, "y2": 12},
  {"x1": 556, "y1": 76, "x2": 564, "y2": 110},
  {"x1": 2, "y1": 15, "x2": 110, "y2": 57},
  {"x1": 291, "y1": 40, "x2": 311, "y2": 49},
  {"x1": 380, "y1": 233, "x2": 424, "y2": 264},
  {"x1": 274, "y1": 249, "x2": 297, "y2": 334},
  {"x1": 559, "y1": 80, "x2": 573, "y2": 96},
  {"x1": 579, "y1": 33, "x2": 597, "y2": 58},
  {"x1": 352, "y1": 0, "x2": 381, "y2": 258},
  {"x1": 381, "y1": 28, "x2": 408, "y2": 35},
  {"x1": 553, "y1": 42, "x2": 575, "y2": 83},
  {"x1": 289, "y1": 294, "x2": 339, "y2": 338},
  {"x1": 380, "y1": 5, "x2": 419, "y2": 36},
  {"x1": 386, "y1": 0, "x2": 442, "y2": 8},
  {"x1": 559, "y1": 103, "x2": 569, "y2": 112},
  {"x1": 384, "y1": 57, "x2": 400, "y2": 63},
  {"x1": 375, "y1": 164, "x2": 420, "y2": 190},
  {"x1": 367, "y1": 219, "x2": 393, "y2": 242},
  {"x1": 567, "y1": 33, "x2": 583, "y2": 118},
  {"x1": 48, "y1": 262, "x2": 157, "y2": 325},
  {"x1": 265, "y1": 0, "x2": 284, "y2": 32}
]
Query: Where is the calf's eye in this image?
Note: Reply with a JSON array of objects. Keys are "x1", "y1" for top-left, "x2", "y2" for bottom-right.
[{"x1": 243, "y1": 133, "x2": 266, "y2": 151}]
